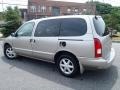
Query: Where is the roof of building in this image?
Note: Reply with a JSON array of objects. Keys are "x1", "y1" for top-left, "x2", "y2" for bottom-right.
[
  {"x1": 27, "y1": 15, "x2": 98, "y2": 22},
  {"x1": 28, "y1": 0, "x2": 95, "y2": 7}
]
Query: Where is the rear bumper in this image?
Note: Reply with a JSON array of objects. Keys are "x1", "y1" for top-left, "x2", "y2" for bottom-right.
[{"x1": 78, "y1": 48, "x2": 115, "y2": 69}]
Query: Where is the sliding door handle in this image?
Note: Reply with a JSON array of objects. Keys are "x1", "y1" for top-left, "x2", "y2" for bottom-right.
[{"x1": 29, "y1": 39, "x2": 33, "y2": 43}]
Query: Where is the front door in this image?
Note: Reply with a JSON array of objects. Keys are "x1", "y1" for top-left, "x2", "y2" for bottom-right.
[
  {"x1": 32, "y1": 19, "x2": 60, "y2": 61},
  {"x1": 12, "y1": 22, "x2": 35, "y2": 56},
  {"x1": 52, "y1": 7, "x2": 60, "y2": 16}
]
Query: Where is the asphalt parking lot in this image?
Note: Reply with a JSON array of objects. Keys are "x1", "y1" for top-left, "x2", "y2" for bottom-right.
[{"x1": 0, "y1": 41, "x2": 120, "y2": 90}]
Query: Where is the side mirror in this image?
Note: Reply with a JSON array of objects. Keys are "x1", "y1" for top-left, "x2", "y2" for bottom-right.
[{"x1": 11, "y1": 33, "x2": 17, "y2": 37}]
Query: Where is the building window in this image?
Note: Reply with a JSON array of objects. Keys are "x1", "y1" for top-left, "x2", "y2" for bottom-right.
[
  {"x1": 74, "y1": 8, "x2": 79, "y2": 13},
  {"x1": 41, "y1": 5, "x2": 46, "y2": 13},
  {"x1": 37, "y1": 5, "x2": 46, "y2": 13},
  {"x1": 82, "y1": 9, "x2": 87, "y2": 14},
  {"x1": 79, "y1": 12, "x2": 82, "y2": 15},
  {"x1": 49, "y1": 7, "x2": 52, "y2": 12},
  {"x1": 73, "y1": 8, "x2": 79, "y2": 15},
  {"x1": 30, "y1": 5, "x2": 36, "y2": 12},
  {"x1": 67, "y1": 8, "x2": 71, "y2": 13},
  {"x1": 83, "y1": 9, "x2": 87, "y2": 12},
  {"x1": 52, "y1": 7, "x2": 60, "y2": 16},
  {"x1": 38, "y1": 5, "x2": 41, "y2": 12}
]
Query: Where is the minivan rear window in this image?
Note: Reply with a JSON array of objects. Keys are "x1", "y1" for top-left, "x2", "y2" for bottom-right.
[
  {"x1": 60, "y1": 18, "x2": 87, "y2": 36},
  {"x1": 93, "y1": 17, "x2": 108, "y2": 36}
]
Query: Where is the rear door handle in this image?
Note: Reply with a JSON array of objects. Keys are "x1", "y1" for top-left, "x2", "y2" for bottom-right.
[{"x1": 29, "y1": 39, "x2": 35, "y2": 43}]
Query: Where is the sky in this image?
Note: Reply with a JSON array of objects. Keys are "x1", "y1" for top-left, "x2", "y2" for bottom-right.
[{"x1": 0, "y1": 0, "x2": 120, "y2": 11}]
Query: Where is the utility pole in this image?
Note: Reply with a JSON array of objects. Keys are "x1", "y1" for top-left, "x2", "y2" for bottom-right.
[
  {"x1": 2, "y1": 0, "x2": 4, "y2": 11},
  {"x1": 90, "y1": 0, "x2": 97, "y2": 15},
  {"x1": 1, "y1": 0, "x2": 5, "y2": 20},
  {"x1": 91, "y1": 0, "x2": 94, "y2": 14}
]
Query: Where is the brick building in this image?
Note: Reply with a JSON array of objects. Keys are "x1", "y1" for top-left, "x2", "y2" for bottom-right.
[{"x1": 28, "y1": 0, "x2": 96, "y2": 20}]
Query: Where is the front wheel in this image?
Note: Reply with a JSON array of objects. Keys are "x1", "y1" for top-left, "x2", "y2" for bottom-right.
[
  {"x1": 4, "y1": 45, "x2": 17, "y2": 59},
  {"x1": 56, "y1": 54, "x2": 79, "y2": 77}
]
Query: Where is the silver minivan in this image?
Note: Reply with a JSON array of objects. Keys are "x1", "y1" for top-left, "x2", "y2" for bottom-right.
[{"x1": 3, "y1": 15, "x2": 115, "y2": 77}]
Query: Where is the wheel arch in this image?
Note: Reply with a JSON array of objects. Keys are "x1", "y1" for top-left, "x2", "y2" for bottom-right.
[
  {"x1": 54, "y1": 50, "x2": 85, "y2": 74},
  {"x1": 4, "y1": 43, "x2": 11, "y2": 49},
  {"x1": 54, "y1": 50, "x2": 79, "y2": 65}
]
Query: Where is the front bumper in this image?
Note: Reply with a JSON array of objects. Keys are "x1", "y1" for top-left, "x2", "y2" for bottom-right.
[{"x1": 79, "y1": 48, "x2": 115, "y2": 69}]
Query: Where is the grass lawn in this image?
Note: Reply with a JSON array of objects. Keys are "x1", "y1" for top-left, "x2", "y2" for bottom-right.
[
  {"x1": 112, "y1": 37, "x2": 120, "y2": 41},
  {"x1": 112, "y1": 33, "x2": 120, "y2": 41}
]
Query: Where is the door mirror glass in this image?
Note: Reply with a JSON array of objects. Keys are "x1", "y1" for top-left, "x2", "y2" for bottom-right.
[{"x1": 11, "y1": 33, "x2": 16, "y2": 37}]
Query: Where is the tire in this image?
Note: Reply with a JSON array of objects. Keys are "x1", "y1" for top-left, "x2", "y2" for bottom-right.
[
  {"x1": 4, "y1": 45, "x2": 17, "y2": 59},
  {"x1": 56, "y1": 54, "x2": 79, "y2": 77}
]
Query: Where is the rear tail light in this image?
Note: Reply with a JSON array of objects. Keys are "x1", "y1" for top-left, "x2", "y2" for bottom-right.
[{"x1": 94, "y1": 38, "x2": 102, "y2": 58}]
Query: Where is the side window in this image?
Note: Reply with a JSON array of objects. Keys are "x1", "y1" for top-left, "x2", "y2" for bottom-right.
[
  {"x1": 34, "y1": 19, "x2": 60, "y2": 37},
  {"x1": 60, "y1": 18, "x2": 87, "y2": 36},
  {"x1": 16, "y1": 22, "x2": 34, "y2": 37}
]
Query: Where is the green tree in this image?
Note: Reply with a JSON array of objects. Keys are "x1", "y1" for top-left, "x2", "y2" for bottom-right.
[
  {"x1": 1, "y1": 6, "x2": 22, "y2": 37},
  {"x1": 92, "y1": 1, "x2": 120, "y2": 32},
  {"x1": 86, "y1": 1, "x2": 112, "y2": 15},
  {"x1": 111, "y1": 8, "x2": 120, "y2": 32},
  {"x1": 0, "y1": 13, "x2": 2, "y2": 20},
  {"x1": 103, "y1": 7, "x2": 120, "y2": 32},
  {"x1": 95, "y1": 2, "x2": 112, "y2": 14}
]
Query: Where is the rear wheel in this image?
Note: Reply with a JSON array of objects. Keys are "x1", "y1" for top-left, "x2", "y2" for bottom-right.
[
  {"x1": 56, "y1": 54, "x2": 79, "y2": 77},
  {"x1": 4, "y1": 45, "x2": 17, "y2": 59}
]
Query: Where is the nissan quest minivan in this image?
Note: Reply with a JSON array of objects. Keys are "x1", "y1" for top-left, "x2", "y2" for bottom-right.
[{"x1": 3, "y1": 15, "x2": 115, "y2": 77}]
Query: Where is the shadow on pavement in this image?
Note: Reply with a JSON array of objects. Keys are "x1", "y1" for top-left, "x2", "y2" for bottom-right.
[{"x1": 2, "y1": 56, "x2": 118, "y2": 90}]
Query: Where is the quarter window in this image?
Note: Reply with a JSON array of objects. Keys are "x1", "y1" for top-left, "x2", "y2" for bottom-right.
[
  {"x1": 60, "y1": 18, "x2": 87, "y2": 36},
  {"x1": 93, "y1": 17, "x2": 107, "y2": 36},
  {"x1": 34, "y1": 19, "x2": 60, "y2": 37}
]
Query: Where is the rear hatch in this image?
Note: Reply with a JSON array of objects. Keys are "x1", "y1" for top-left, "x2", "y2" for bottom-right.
[{"x1": 93, "y1": 16, "x2": 112, "y2": 59}]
